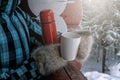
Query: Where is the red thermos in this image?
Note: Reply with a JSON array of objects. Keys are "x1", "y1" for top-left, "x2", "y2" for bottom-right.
[{"x1": 40, "y1": 9, "x2": 59, "y2": 45}]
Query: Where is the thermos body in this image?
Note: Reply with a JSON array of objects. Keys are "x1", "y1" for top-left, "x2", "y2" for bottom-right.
[{"x1": 40, "y1": 9, "x2": 58, "y2": 45}]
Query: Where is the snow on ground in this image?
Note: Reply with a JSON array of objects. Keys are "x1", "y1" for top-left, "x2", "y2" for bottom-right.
[
  {"x1": 84, "y1": 71, "x2": 120, "y2": 80},
  {"x1": 83, "y1": 63, "x2": 120, "y2": 80}
]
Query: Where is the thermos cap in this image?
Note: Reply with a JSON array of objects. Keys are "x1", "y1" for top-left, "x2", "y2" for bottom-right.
[{"x1": 40, "y1": 9, "x2": 55, "y2": 23}]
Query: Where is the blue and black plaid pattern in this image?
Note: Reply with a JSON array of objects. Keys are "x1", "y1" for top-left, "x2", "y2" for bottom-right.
[{"x1": 0, "y1": 0, "x2": 43, "y2": 79}]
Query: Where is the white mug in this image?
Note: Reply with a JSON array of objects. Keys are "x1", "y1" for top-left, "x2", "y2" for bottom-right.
[{"x1": 60, "y1": 32, "x2": 81, "y2": 61}]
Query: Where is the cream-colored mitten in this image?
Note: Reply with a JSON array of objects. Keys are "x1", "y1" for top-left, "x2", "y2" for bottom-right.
[
  {"x1": 31, "y1": 44, "x2": 67, "y2": 75},
  {"x1": 74, "y1": 31, "x2": 94, "y2": 64}
]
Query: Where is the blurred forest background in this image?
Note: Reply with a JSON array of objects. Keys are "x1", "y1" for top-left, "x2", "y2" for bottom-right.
[{"x1": 81, "y1": 0, "x2": 120, "y2": 74}]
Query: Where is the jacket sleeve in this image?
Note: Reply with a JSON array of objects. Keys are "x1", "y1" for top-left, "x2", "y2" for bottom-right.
[
  {"x1": 9, "y1": 8, "x2": 43, "y2": 80},
  {"x1": 10, "y1": 58, "x2": 41, "y2": 80},
  {"x1": 17, "y1": 7, "x2": 44, "y2": 46},
  {"x1": 27, "y1": 16, "x2": 44, "y2": 46}
]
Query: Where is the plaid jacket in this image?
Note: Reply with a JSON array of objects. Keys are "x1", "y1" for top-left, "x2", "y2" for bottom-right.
[{"x1": 0, "y1": 0, "x2": 43, "y2": 79}]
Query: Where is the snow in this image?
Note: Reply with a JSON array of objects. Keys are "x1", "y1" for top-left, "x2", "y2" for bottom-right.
[
  {"x1": 84, "y1": 71, "x2": 120, "y2": 80},
  {"x1": 80, "y1": 0, "x2": 120, "y2": 80},
  {"x1": 80, "y1": 0, "x2": 120, "y2": 79},
  {"x1": 83, "y1": 63, "x2": 120, "y2": 80},
  {"x1": 81, "y1": 0, "x2": 120, "y2": 50},
  {"x1": 109, "y1": 63, "x2": 120, "y2": 77}
]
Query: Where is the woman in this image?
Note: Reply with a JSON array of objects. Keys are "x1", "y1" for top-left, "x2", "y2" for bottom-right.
[{"x1": 0, "y1": 0, "x2": 94, "y2": 79}]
